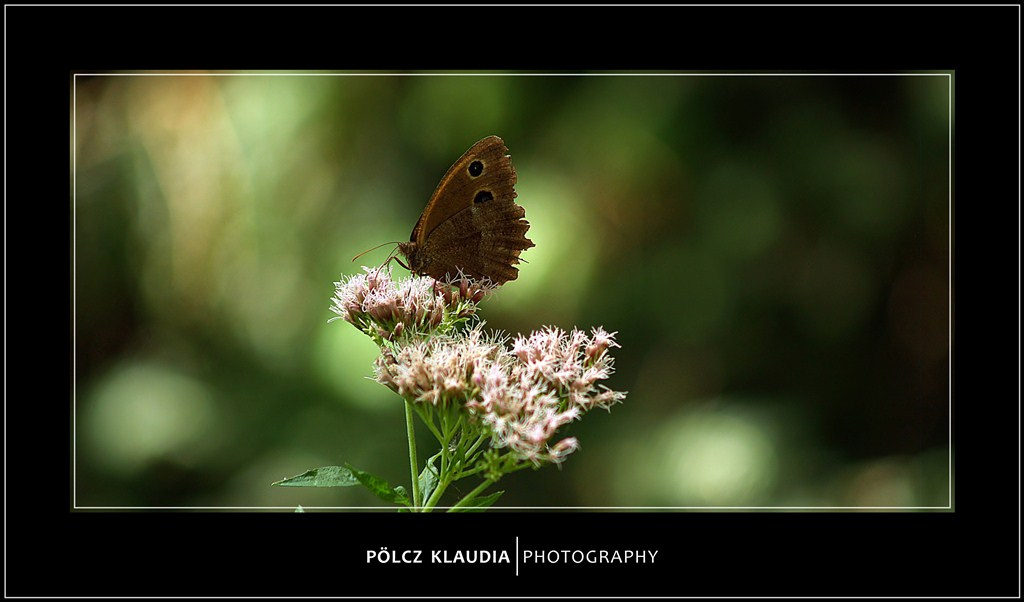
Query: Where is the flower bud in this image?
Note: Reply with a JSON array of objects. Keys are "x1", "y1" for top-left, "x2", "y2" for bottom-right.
[
  {"x1": 436, "y1": 283, "x2": 453, "y2": 305},
  {"x1": 549, "y1": 437, "x2": 580, "y2": 463}
]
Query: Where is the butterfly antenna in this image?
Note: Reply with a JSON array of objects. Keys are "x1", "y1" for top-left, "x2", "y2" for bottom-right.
[
  {"x1": 372, "y1": 244, "x2": 405, "y2": 280},
  {"x1": 351, "y1": 240, "x2": 403, "y2": 263}
]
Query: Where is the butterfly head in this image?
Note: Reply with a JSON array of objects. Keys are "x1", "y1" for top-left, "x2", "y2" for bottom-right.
[{"x1": 396, "y1": 241, "x2": 419, "y2": 272}]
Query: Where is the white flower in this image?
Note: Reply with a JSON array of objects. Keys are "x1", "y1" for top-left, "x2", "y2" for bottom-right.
[
  {"x1": 330, "y1": 266, "x2": 493, "y2": 343},
  {"x1": 373, "y1": 321, "x2": 627, "y2": 465}
]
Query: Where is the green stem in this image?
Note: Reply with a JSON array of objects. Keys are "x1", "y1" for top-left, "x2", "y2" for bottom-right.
[
  {"x1": 423, "y1": 415, "x2": 448, "y2": 513},
  {"x1": 404, "y1": 401, "x2": 421, "y2": 509},
  {"x1": 413, "y1": 404, "x2": 444, "y2": 444},
  {"x1": 422, "y1": 479, "x2": 447, "y2": 511},
  {"x1": 464, "y1": 433, "x2": 488, "y2": 458},
  {"x1": 423, "y1": 408, "x2": 463, "y2": 512},
  {"x1": 454, "y1": 465, "x2": 485, "y2": 479},
  {"x1": 448, "y1": 479, "x2": 495, "y2": 511}
]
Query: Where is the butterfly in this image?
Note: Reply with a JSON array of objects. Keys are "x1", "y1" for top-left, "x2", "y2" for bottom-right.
[{"x1": 394, "y1": 136, "x2": 534, "y2": 285}]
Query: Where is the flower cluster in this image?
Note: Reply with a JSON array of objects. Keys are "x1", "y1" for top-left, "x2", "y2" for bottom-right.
[
  {"x1": 373, "y1": 323, "x2": 626, "y2": 465},
  {"x1": 373, "y1": 326, "x2": 507, "y2": 407},
  {"x1": 330, "y1": 267, "x2": 494, "y2": 345},
  {"x1": 509, "y1": 326, "x2": 625, "y2": 412},
  {"x1": 331, "y1": 267, "x2": 626, "y2": 469}
]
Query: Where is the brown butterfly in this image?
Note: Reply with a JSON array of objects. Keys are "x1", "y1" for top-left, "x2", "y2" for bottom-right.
[{"x1": 395, "y1": 136, "x2": 534, "y2": 285}]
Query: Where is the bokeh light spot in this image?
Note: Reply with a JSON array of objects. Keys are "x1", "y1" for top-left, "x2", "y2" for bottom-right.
[{"x1": 81, "y1": 362, "x2": 220, "y2": 476}]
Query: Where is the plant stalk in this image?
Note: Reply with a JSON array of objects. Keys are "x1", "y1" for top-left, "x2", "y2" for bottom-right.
[{"x1": 404, "y1": 401, "x2": 421, "y2": 509}]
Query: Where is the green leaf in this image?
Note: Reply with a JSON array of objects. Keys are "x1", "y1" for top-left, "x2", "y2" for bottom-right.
[
  {"x1": 418, "y1": 461, "x2": 439, "y2": 503},
  {"x1": 272, "y1": 466, "x2": 360, "y2": 487},
  {"x1": 451, "y1": 491, "x2": 504, "y2": 512},
  {"x1": 347, "y1": 465, "x2": 411, "y2": 506}
]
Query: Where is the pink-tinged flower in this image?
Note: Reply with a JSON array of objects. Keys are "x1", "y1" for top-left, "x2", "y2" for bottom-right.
[
  {"x1": 586, "y1": 326, "x2": 620, "y2": 363},
  {"x1": 374, "y1": 325, "x2": 507, "y2": 408},
  {"x1": 335, "y1": 270, "x2": 626, "y2": 466},
  {"x1": 548, "y1": 437, "x2": 580, "y2": 463},
  {"x1": 330, "y1": 267, "x2": 495, "y2": 343},
  {"x1": 372, "y1": 321, "x2": 627, "y2": 466}
]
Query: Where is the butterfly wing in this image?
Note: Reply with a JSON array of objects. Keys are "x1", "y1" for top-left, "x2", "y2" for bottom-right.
[
  {"x1": 406, "y1": 136, "x2": 534, "y2": 284},
  {"x1": 417, "y1": 200, "x2": 532, "y2": 283}
]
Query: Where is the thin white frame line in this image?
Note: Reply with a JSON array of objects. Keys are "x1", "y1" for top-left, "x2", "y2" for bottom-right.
[
  {"x1": 0, "y1": 599, "x2": 924, "y2": 602},
  {"x1": 948, "y1": 73, "x2": 953, "y2": 511},
  {"x1": 2, "y1": 595, "x2": 1007, "y2": 602},
  {"x1": 1015, "y1": 4, "x2": 1024, "y2": 593},
  {"x1": 3, "y1": 6, "x2": 8, "y2": 597},
  {"x1": 6, "y1": 2, "x2": 1024, "y2": 4},
  {"x1": 74, "y1": 505, "x2": 954, "y2": 511},
  {"x1": 71, "y1": 72, "x2": 952, "y2": 77},
  {"x1": 69, "y1": 72, "x2": 955, "y2": 512},
  {"x1": 73, "y1": 76, "x2": 78, "y2": 508},
  {"x1": 14, "y1": 3, "x2": 1021, "y2": 5}
]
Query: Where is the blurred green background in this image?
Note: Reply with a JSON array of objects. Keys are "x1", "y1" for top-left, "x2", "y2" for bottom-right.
[{"x1": 73, "y1": 72, "x2": 950, "y2": 508}]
